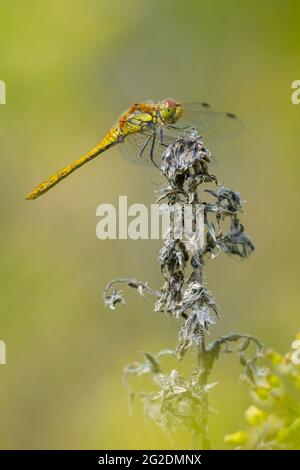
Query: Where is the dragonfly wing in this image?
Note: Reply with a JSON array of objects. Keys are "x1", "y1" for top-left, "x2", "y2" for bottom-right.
[
  {"x1": 118, "y1": 104, "x2": 243, "y2": 168},
  {"x1": 179, "y1": 102, "x2": 245, "y2": 142},
  {"x1": 119, "y1": 127, "x2": 177, "y2": 167},
  {"x1": 118, "y1": 131, "x2": 155, "y2": 166}
]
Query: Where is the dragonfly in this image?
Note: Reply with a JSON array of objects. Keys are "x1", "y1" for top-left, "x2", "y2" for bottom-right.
[{"x1": 26, "y1": 98, "x2": 243, "y2": 200}]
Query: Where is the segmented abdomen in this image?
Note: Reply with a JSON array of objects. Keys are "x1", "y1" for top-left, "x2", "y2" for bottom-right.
[{"x1": 26, "y1": 126, "x2": 120, "y2": 200}]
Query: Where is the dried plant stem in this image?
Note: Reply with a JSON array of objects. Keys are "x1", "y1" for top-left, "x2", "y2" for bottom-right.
[
  {"x1": 190, "y1": 189, "x2": 210, "y2": 449},
  {"x1": 196, "y1": 337, "x2": 211, "y2": 449},
  {"x1": 104, "y1": 131, "x2": 258, "y2": 448}
]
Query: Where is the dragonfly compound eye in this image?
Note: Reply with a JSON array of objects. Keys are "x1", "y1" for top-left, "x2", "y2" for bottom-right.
[
  {"x1": 161, "y1": 98, "x2": 178, "y2": 122},
  {"x1": 164, "y1": 98, "x2": 177, "y2": 109}
]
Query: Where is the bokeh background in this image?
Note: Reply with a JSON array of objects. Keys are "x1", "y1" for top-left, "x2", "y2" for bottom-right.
[{"x1": 0, "y1": 0, "x2": 299, "y2": 449}]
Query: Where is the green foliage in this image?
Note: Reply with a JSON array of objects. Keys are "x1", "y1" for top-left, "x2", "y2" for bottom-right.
[{"x1": 225, "y1": 333, "x2": 300, "y2": 450}]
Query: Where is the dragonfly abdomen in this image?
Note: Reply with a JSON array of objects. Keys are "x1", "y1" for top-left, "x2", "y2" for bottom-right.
[{"x1": 26, "y1": 126, "x2": 120, "y2": 200}]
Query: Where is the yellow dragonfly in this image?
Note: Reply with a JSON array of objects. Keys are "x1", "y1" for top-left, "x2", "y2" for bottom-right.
[{"x1": 26, "y1": 98, "x2": 242, "y2": 200}]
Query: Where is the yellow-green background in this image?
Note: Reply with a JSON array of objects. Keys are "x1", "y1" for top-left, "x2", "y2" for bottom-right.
[{"x1": 0, "y1": 0, "x2": 299, "y2": 449}]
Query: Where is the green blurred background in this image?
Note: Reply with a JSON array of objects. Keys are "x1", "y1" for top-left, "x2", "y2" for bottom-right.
[{"x1": 0, "y1": 0, "x2": 299, "y2": 449}]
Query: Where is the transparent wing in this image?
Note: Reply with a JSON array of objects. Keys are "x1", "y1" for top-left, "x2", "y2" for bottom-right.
[
  {"x1": 118, "y1": 127, "x2": 177, "y2": 167},
  {"x1": 179, "y1": 102, "x2": 245, "y2": 142},
  {"x1": 118, "y1": 102, "x2": 244, "y2": 167}
]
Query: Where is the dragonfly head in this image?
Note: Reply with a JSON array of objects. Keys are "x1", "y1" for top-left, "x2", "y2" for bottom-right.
[{"x1": 160, "y1": 98, "x2": 183, "y2": 124}]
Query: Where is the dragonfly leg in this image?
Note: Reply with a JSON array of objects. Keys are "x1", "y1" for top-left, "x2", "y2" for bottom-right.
[
  {"x1": 159, "y1": 127, "x2": 168, "y2": 148},
  {"x1": 163, "y1": 123, "x2": 191, "y2": 131},
  {"x1": 139, "y1": 134, "x2": 152, "y2": 158},
  {"x1": 149, "y1": 132, "x2": 160, "y2": 169},
  {"x1": 160, "y1": 127, "x2": 163, "y2": 143}
]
